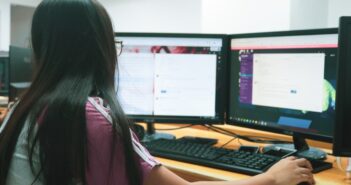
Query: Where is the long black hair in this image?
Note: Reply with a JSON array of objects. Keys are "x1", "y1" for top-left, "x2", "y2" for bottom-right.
[{"x1": 0, "y1": 0, "x2": 141, "y2": 184}]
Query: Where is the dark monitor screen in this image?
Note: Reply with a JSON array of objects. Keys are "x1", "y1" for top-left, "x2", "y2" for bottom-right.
[
  {"x1": 227, "y1": 29, "x2": 338, "y2": 142},
  {"x1": 333, "y1": 17, "x2": 351, "y2": 156},
  {"x1": 0, "y1": 54, "x2": 9, "y2": 95},
  {"x1": 115, "y1": 33, "x2": 228, "y2": 124},
  {"x1": 9, "y1": 46, "x2": 33, "y2": 101},
  {"x1": 9, "y1": 46, "x2": 32, "y2": 83}
]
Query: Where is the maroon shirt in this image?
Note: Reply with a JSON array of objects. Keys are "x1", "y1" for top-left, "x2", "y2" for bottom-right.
[
  {"x1": 3, "y1": 98, "x2": 158, "y2": 185},
  {"x1": 85, "y1": 97, "x2": 159, "y2": 185}
]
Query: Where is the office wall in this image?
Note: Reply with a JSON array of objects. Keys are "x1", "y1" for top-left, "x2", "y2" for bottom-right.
[
  {"x1": 10, "y1": 0, "x2": 40, "y2": 7},
  {"x1": 201, "y1": 0, "x2": 291, "y2": 34},
  {"x1": 0, "y1": 0, "x2": 39, "y2": 51},
  {"x1": 328, "y1": 0, "x2": 351, "y2": 27},
  {"x1": 0, "y1": 11, "x2": 2, "y2": 52},
  {"x1": 0, "y1": 12, "x2": 1, "y2": 49},
  {"x1": 101, "y1": 0, "x2": 202, "y2": 33},
  {"x1": 11, "y1": 5, "x2": 35, "y2": 48},
  {"x1": 0, "y1": 0, "x2": 10, "y2": 51},
  {"x1": 3, "y1": 0, "x2": 202, "y2": 50},
  {"x1": 3, "y1": 0, "x2": 351, "y2": 52},
  {"x1": 290, "y1": 0, "x2": 329, "y2": 30}
]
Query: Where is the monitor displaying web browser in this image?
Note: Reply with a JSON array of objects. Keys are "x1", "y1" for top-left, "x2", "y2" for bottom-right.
[
  {"x1": 116, "y1": 33, "x2": 227, "y2": 124},
  {"x1": 227, "y1": 29, "x2": 338, "y2": 142}
]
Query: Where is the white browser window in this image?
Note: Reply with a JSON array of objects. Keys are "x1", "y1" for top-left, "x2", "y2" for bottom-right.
[
  {"x1": 252, "y1": 53, "x2": 325, "y2": 112},
  {"x1": 116, "y1": 36, "x2": 220, "y2": 117},
  {"x1": 153, "y1": 54, "x2": 216, "y2": 117},
  {"x1": 117, "y1": 54, "x2": 155, "y2": 115}
]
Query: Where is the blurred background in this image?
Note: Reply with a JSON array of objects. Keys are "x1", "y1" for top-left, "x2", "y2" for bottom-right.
[{"x1": 0, "y1": 0, "x2": 351, "y2": 51}]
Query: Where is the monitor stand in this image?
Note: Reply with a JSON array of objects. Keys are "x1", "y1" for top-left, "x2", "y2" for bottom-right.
[
  {"x1": 264, "y1": 132, "x2": 327, "y2": 160},
  {"x1": 142, "y1": 122, "x2": 175, "y2": 142}
]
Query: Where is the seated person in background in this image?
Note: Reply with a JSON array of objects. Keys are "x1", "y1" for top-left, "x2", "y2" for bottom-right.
[{"x1": 0, "y1": 0, "x2": 315, "y2": 185}]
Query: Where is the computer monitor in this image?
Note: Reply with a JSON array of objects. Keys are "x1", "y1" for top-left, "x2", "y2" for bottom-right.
[
  {"x1": 333, "y1": 17, "x2": 351, "y2": 157},
  {"x1": 115, "y1": 33, "x2": 228, "y2": 139},
  {"x1": 9, "y1": 46, "x2": 33, "y2": 102},
  {"x1": 0, "y1": 52, "x2": 9, "y2": 96},
  {"x1": 227, "y1": 29, "x2": 338, "y2": 159}
]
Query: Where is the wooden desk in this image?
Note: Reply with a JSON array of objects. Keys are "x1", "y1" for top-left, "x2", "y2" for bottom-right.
[
  {"x1": 0, "y1": 107, "x2": 8, "y2": 123},
  {"x1": 150, "y1": 124, "x2": 351, "y2": 185}
]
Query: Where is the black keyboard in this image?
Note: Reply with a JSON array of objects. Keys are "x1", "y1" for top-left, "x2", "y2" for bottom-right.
[
  {"x1": 144, "y1": 139, "x2": 279, "y2": 175},
  {"x1": 144, "y1": 139, "x2": 333, "y2": 175}
]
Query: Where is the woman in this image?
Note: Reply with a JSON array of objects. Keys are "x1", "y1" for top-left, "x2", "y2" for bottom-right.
[{"x1": 0, "y1": 0, "x2": 315, "y2": 185}]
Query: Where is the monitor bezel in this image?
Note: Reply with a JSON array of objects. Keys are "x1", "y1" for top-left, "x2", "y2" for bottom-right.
[
  {"x1": 333, "y1": 17, "x2": 351, "y2": 156},
  {"x1": 115, "y1": 32, "x2": 229, "y2": 124},
  {"x1": 0, "y1": 53, "x2": 9, "y2": 96},
  {"x1": 226, "y1": 28, "x2": 338, "y2": 143},
  {"x1": 8, "y1": 46, "x2": 33, "y2": 102}
]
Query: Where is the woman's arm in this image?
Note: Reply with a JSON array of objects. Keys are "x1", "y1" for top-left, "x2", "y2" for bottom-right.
[{"x1": 144, "y1": 157, "x2": 315, "y2": 185}]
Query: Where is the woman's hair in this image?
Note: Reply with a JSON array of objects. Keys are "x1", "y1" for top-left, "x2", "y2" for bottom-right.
[{"x1": 0, "y1": 0, "x2": 141, "y2": 184}]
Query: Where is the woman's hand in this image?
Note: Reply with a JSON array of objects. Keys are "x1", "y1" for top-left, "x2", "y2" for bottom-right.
[{"x1": 264, "y1": 156, "x2": 315, "y2": 185}]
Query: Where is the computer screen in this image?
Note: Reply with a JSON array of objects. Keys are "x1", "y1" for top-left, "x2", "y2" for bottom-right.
[
  {"x1": 115, "y1": 33, "x2": 227, "y2": 124},
  {"x1": 9, "y1": 46, "x2": 33, "y2": 101},
  {"x1": 227, "y1": 29, "x2": 338, "y2": 143},
  {"x1": 333, "y1": 17, "x2": 351, "y2": 157},
  {"x1": 0, "y1": 53, "x2": 9, "y2": 96}
]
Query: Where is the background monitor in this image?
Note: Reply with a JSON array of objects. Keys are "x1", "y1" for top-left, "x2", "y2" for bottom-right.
[
  {"x1": 9, "y1": 46, "x2": 33, "y2": 102},
  {"x1": 115, "y1": 33, "x2": 228, "y2": 139},
  {"x1": 333, "y1": 17, "x2": 351, "y2": 157},
  {"x1": 227, "y1": 29, "x2": 338, "y2": 159},
  {"x1": 0, "y1": 53, "x2": 9, "y2": 96}
]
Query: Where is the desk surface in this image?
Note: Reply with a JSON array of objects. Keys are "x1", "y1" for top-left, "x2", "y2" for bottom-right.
[{"x1": 150, "y1": 124, "x2": 351, "y2": 185}]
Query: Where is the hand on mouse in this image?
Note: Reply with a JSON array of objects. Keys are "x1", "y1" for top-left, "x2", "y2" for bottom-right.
[{"x1": 264, "y1": 156, "x2": 315, "y2": 185}]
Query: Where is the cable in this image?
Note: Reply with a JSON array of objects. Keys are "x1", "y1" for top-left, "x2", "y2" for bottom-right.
[
  {"x1": 219, "y1": 137, "x2": 237, "y2": 148},
  {"x1": 336, "y1": 157, "x2": 344, "y2": 171},
  {"x1": 208, "y1": 125, "x2": 239, "y2": 136},
  {"x1": 238, "y1": 138, "x2": 243, "y2": 146},
  {"x1": 207, "y1": 125, "x2": 292, "y2": 144},
  {"x1": 212, "y1": 125, "x2": 292, "y2": 144},
  {"x1": 205, "y1": 125, "x2": 259, "y2": 143},
  {"x1": 336, "y1": 157, "x2": 351, "y2": 180},
  {"x1": 155, "y1": 124, "x2": 194, "y2": 131},
  {"x1": 347, "y1": 158, "x2": 351, "y2": 179},
  {"x1": 204, "y1": 125, "x2": 236, "y2": 138}
]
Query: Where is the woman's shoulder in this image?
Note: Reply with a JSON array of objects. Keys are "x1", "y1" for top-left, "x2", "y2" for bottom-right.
[
  {"x1": 85, "y1": 97, "x2": 117, "y2": 140},
  {"x1": 85, "y1": 97, "x2": 112, "y2": 125}
]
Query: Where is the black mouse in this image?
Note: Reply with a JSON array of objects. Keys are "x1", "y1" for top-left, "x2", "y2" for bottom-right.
[{"x1": 297, "y1": 182, "x2": 310, "y2": 185}]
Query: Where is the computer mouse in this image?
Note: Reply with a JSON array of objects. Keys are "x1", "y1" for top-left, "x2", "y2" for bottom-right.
[{"x1": 297, "y1": 182, "x2": 310, "y2": 185}]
